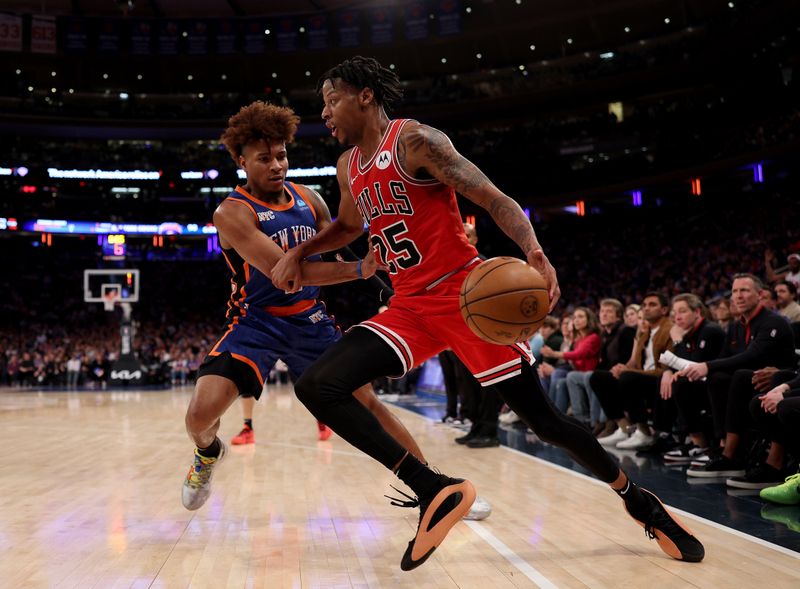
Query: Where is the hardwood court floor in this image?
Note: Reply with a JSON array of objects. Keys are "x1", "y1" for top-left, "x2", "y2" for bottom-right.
[{"x1": 1, "y1": 386, "x2": 799, "y2": 589}]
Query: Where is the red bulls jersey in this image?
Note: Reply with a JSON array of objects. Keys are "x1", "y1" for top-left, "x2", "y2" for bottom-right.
[{"x1": 347, "y1": 119, "x2": 479, "y2": 296}]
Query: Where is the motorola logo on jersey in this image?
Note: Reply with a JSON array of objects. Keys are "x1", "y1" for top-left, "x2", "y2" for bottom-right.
[{"x1": 376, "y1": 150, "x2": 392, "y2": 170}]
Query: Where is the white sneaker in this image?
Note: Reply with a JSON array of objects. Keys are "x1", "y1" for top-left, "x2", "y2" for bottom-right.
[
  {"x1": 499, "y1": 410, "x2": 520, "y2": 425},
  {"x1": 182, "y1": 440, "x2": 226, "y2": 510},
  {"x1": 598, "y1": 427, "x2": 630, "y2": 447},
  {"x1": 616, "y1": 429, "x2": 655, "y2": 450},
  {"x1": 463, "y1": 495, "x2": 492, "y2": 520}
]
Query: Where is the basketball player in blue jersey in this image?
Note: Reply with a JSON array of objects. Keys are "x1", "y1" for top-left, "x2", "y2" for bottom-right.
[{"x1": 182, "y1": 101, "x2": 491, "y2": 520}]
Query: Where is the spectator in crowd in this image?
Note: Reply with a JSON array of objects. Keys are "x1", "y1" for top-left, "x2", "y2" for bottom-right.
[
  {"x1": 760, "y1": 287, "x2": 777, "y2": 311},
  {"x1": 542, "y1": 307, "x2": 602, "y2": 422},
  {"x1": 774, "y1": 280, "x2": 800, "y2": 323},
  {"x1": 569, "y1": 299, "x2": 636, "y2": 435},
  {"x1": 679, "y1": 274, "x2": 796, "y2": 481},
  {"x1": 766, "y1": 251, "x2": 800, "y2": 290},
  {"x1": 539, "y1": 315, "x2": 574, "y2": 409},
  {"x1": 624, "y1": 304, "x2": 641, "y2": 329},
  {"x1": 708, "y1": 297, "x2": 734, "y2": 331},
  {"x1": 18, "y1": 352, "x2": 34, "y2": 387},
  {"x1": 66, "y1": 353, "x2": 82, "y2": 388},
  {"x1": 594, "y1": 292, "x2": 675, "y2": 450},
  {"x1": 752, "y1": 371, "x2": 800, "y2": 503},
  {"x1": 662, "y1": 294, "x2": 726, "y2": 463}
]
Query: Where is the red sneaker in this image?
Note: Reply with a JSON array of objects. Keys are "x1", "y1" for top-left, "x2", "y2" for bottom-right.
[
  {"x1": 317, "y1": 421, "x2": 333, "y2": 441},
  {"x1": 230, "y1": 425, "x2": 255, "y2": 445}
]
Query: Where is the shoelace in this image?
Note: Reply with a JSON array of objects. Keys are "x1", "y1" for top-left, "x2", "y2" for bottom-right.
[
  {"x1": 384, "y1": 485, "x2": 420, "y2": 509},
  {"x1": 186, "y1": 454, "x2": 216, "y2": 488},
  {"x1": 784, "y1": 473, "x2": 800, "y2": 484}
]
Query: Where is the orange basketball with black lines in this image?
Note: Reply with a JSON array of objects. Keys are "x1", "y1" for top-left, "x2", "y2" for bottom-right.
[{"x1": 459, "y1": 257, "x2": 549, "y2": 345}]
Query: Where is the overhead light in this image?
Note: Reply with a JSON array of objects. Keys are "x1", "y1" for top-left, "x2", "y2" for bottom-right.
[
  {"x1": 530, "y1": 44, "x2": 536, "y2": 51},
  {"x1": 264, "y1": 29, "x2": 271, "y2": 35},
  {"x1": 664, "y1": 17, "x2": 671, "y2": 24},
  {"x1": 299, "y1": 27, "x2": 305, "y2": 33},
  {"x1": 27, "y1": 86, "x2": 33, "y2": 92},
  {"x1": 305, "y1": 71, "x2": 311, "y2": 77},
  {"x1": 198, "y1": 92, "x2": 204, "y2": 98},
  {"x1": 50, "y1": 87, "x2": 56, "y2": 93},
  {"x1": 68, "y1": 88, "x2": 74, "y2": 94},
  {"x1": 389, "y1": 63, "x2": 396, "y2": 70},
  {"x1": 518, "y1": 65, "x2": 525, "y2": 70},
  {"x1": 15, "y1": 69, "x2": 21, "y2": 74},
  {"x1": 728, "y1": 1, "x2": 734, "y2": 6},
  {"x1": 624, "y1": 26, "x2": 631, "y2": 33},
  {"x1": 181, "y1": 31, "x2": 188, "y2": 38},
  {"x1": 51, "y1": 71, "x2": 56, "y2": 77},
  {"x1": 119, "y1": 92, "x2": 129, "y2": 100},
  {"x1": 102, "y1": 73, "x2": 108, "y2": 79},
  {"x1": 600, "y1": 51, "x2": 615, "y2": 59},
  {"x1": 476, "y1": 52, "x2": 482, "y2": 59},
  {"x1": 441, "y1": 57, "x2": 447, "y2": 63},
  {"x1": 567, "y1": 38, "x2": 573, "y2": 44},
  {"x1": 271, "y1": 72, "x2": 277, "y2": 78},
  {"x1": 137, "y1": 74, "x2": 143, "y2": 80},
  {"x1": 221, "y1": 74, "x2": 227, "y2": 80},
  {"x1": 187, "y1": 74, "x2": 193, "y2": 80},
  {"x1": 465, "y1": 6, "x2": 472, "y2": 13}
]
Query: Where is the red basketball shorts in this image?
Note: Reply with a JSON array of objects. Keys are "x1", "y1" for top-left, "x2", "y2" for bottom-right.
[{"x1": 354, "y1": 267, "x2": 534, "y2": 387}]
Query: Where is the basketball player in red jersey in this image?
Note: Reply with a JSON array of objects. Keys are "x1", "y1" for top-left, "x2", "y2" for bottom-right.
[{"x1": 271, "y1": 57, "x2": 704, "y2": 570}]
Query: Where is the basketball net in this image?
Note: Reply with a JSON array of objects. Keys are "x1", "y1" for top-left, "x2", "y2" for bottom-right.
[{"x1": 102, "y1": 291, "x2": 119, "y2": 312}]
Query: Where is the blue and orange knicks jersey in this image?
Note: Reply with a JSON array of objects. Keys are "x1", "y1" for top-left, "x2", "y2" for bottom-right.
[
  {"x1": 347, "y1": 119, "x2": 479, "y2": 296},
  {"x1": 220, "y1": 182, "x2": 321, "y2": 316}
]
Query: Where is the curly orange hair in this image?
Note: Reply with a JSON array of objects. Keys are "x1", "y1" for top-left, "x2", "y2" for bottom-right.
[{"x1": 220, "y1": 101, "x2": 300, "y2": 162}]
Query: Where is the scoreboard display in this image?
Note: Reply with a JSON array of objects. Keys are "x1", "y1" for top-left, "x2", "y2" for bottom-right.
[{"x1": 102, "y1": 234, "x2": 126, "y2": 259}]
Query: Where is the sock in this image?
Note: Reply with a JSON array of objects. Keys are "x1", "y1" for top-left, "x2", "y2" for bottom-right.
[
  {"x1": 197, "y1": 437, "x2": 221, "y2": 459},
  {"x1": 244, "y1": 419, "x2": 253, "y2": 429},
  {"x1": 614, "y1": 476, "x2": 650, "y2": 520},
  {"x1": 395, "y1": 453, "x2": 441, "y2": 499}
]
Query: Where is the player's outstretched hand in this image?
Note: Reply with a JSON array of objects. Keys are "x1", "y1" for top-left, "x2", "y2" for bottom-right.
[
  {"x1": 272, "y1": 249, "x2": 303, "y2": 293},
  {"x1": 360, "y1": 248, "x2": 388, "y2": 280},
  {"x1": 527, "y1": 249, "x2": 560, "y2": 311}
]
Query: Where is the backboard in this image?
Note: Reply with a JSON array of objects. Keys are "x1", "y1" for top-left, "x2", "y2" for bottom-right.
[{"x1": 84, "y1": 269, "x2": 140, "y2": 306}]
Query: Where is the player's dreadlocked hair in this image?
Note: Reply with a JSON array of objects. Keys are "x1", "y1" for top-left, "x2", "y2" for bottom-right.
[
  {"x1": 220, "y1": 101, "x2": 300, "y2": 162},
  {"x1": 317, "y1": 56, "x2": 403, "y2": 111}
]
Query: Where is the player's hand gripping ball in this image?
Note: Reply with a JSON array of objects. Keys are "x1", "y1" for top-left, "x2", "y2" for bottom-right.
[{"x1": 459, "y1": 257, "x2": 550, "y2": 345}]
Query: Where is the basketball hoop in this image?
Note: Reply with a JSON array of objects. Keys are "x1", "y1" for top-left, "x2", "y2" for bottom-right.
[{"x1": 103, "y1": 291, "x2": 119, "y2": 312}]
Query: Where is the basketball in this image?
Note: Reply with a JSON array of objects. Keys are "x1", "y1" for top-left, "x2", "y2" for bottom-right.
[{"x1": 459, "y1": 257, "x2": 550, "y2": 345}]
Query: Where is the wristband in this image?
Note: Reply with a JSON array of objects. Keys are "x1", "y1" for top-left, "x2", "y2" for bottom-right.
[{"x1": 356, "y1": 259, "x2": 363, "y2": 279}]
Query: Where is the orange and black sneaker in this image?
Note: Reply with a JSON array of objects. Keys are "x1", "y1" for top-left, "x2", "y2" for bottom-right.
[
  {"x1": 626, "y1": 488, "x2": 705, "y2": 562},
  {"x1": 386, "y1": 475, "x2": 476, "y2": 571},
  {"x1": 317, "y1": 421, "x2": 333, "y2": 441},
  {"x1": 230, "y1": 425, "x2": 255, "y2": 445}
]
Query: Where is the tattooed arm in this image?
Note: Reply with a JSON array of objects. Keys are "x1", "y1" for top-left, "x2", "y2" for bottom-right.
[{"x1": 397, "y1": 121, "x2": 560, "y2": 309}]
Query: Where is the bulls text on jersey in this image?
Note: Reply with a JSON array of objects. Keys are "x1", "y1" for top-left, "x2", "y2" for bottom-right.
[{"x1": 354, "y1": 180, "x2": 414, "y2": 226}]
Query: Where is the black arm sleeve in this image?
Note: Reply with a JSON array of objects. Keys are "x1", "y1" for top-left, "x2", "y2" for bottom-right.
[{"x1": 321, "y1": 246, "x2": 395, "y2": 303}]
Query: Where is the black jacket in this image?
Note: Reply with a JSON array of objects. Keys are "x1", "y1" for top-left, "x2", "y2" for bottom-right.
[
  {"x1": 674, "y1": 319, "x2": 725, "y2": 363},
  {"x1": 708, "y1": 306, "x2": 796, "y2": 373},
  {"x1": 598, "y1": 321, "x2": 636, "y2": 369}
]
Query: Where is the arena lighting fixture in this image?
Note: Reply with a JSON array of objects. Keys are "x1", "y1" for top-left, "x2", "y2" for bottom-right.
[
  {"x1": 664, "y1": 17, "x2": 671, "y2": 24},
  {"x1": 68, "y1": 89, "x2": 74, "y2": 94},
  {"x1": 600, "y1": 52, "x2": 615, "y2": 59},
  {"x1": 691, "y1": 178, "x2": 702, "y2": 195},
  {"x1": 51, "y1": 71, "x2": 56, "y2": 77},
  {"x1": 631, "y1": 190, "x2": 643, "y2": 207},
  {"x1": 753, "y1": 163, "x2": 764, "y2": 183},
  {"x1": 15, "y1": 69, "x2": 21, "y2": 74},
  {"x1": 624, "y1": 26, "x2": 631, "y2": 33},
  {"x1": 0, "y1": 167, "x2": 12, "y2": 176},
  {"x1": 205, "y1": 169, "x2": 219, "y2": 180},
  {"x1": 27, "y1": 86, "x2": 33, "y2": 91},
  {"x1": 530, "y1": 45, "x2": 535, "y2": 51},
  {"x1": 181, "y1": 31, "x2": 188, "y2": 38},
  {"x1": 465, "y1": 6, "x2": 471, "y2": 13},
  {"x1": 111, "y1": 187, "x2": 141, "y2": 193},
  {"x1": 47, "y1": 168, "x2": 161, "y2": 180},
  {"x1": 264, "y1": 29, "x2": 270, "y2": 35},
  {"x1": 567, "y1": 38, "x2": 573, "y2": 44},
  {"x1": 16, "y1": 166, "x2": 29, "y2": 177},
  {"x1": 180, "y1": 171, "x2": 204, "y2": 180},
  {"x1": 103, "y1": 73, "x2": 108, "y2": 79},
  {"x1": 119, "y1": 92, "x2": 129, "y2": 100},
  {"x1": 236, "y1": 166, "x2": 336, "y2": 179}
]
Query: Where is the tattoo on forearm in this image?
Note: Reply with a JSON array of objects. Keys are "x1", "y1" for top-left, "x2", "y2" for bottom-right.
[
  {"x1": 489, "y1": 198, "x2": 537, "y2": 254},
  {"x1": 406, "y1": 127, "x2": 489, "y2": 194}
]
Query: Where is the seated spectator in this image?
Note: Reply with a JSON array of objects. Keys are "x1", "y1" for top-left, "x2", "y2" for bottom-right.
[
  {"x1": 542, "y1": 307, "x2": 602, "y2": 416},
  {"x1": 538, "y1": 315, "x2": 572, "y2": 392},
  {"x1": 624, "y1": 304, "x2": 641, "y2": 329},
  {"x1": 561, "y1": 300, "x2": 632, "y2": 430},
  {"x1": 753, "y1": 371, "x2": 800, "y2": 503},
  {"x1": 662, "y1": 294, "x2": 726, "y2": 463},
  {"x1": 679, "y1": 274, "x2": 796, "y2": 482},
  {"x1": 594, "y1": 292, "x2": 675, "y2": 450},
  {"x1": 766, "y1": 251, "x2": 800, "y2": 291},
  {"x1": 760, "y1": 287, "x2": 777, "y2": 311},
  {"x1": 774, "y1": 280, "x2": 800, "y2": 323}
]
